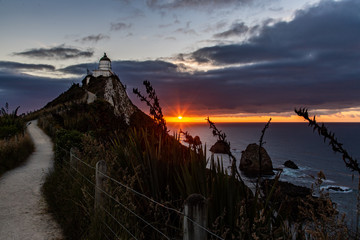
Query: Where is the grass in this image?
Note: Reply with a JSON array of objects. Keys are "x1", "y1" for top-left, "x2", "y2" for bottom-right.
[
  {"x1": 0, "y1": 103, "x2": 34, "y2": 177},
  {"x1": 0, "y1": 132, "x2": 34, "y2": 177},
  {"x1": 37, "y1": 83, "x2": 354, "y2": 239},
  {"x1": 42, "y1": 120, "x2": 351, "y2": 239}
]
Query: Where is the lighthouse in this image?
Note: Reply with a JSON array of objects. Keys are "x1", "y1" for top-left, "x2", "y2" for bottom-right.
[
  {"x1": 81, "y1": 52, "x2": 136, "y2": 124},
  {"x1": 92, "y1": 53, "x2": 113, "y2": 77}
]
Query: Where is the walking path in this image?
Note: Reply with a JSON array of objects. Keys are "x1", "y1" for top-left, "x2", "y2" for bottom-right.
[{"x1": 0, "y1": 120, "x2": 63, "y2": 240}]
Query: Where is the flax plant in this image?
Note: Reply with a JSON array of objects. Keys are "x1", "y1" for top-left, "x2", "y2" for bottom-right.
[{"x1": 296, "y1": 108, "x2": 358, "y2": 238}]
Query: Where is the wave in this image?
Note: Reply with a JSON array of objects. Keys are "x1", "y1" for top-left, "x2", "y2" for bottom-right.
[{"x1": 320, "y1": 185, "x2": 352, "y2": 193}]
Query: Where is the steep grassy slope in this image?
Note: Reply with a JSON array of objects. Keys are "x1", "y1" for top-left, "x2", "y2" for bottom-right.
[{"x1": 37, "y1": 80, "x2": 350, "y2": 239}]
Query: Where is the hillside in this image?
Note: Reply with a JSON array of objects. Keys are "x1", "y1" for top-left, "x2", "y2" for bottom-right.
[
  {"x1": 35, "y1": 55, "x2": 350, "y2": 239},
  {"x1": 41, "y1": 73, "x2": 155, "y2": 138}
]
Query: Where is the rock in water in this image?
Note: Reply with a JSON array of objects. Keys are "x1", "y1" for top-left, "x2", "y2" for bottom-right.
[
  {"x1": 284, "y1": 160, "x2": 299, "y2": 169},
  {"x1": 210, "y1": 140, "x2": 230, "y2": 154},
  {"x1": 239, "y1": 143, "x2": 273, "y2": 175}
]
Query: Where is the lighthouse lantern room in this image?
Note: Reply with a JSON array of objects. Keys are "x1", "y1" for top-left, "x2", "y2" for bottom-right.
[{"x1": 92, "y1": 53, "x2": 113, "y2": 77}]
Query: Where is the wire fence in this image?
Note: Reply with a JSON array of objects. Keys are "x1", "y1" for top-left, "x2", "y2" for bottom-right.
[{"x1": 57, "y1": 145, "x2": 224, "y2": 240}]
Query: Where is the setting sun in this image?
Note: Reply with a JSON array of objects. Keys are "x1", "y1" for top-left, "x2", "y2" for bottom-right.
[{"x1": 178, "y1": 115, "x2": 183, "y2": 120}]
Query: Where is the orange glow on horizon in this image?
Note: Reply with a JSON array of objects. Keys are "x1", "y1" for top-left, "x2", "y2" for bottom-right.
[
  {"x1": 165, "y1": 113, "x2": 360, "y2": 123},
  {"x1": 165, "y1": 105, "x2": 360, "y2": 123}
]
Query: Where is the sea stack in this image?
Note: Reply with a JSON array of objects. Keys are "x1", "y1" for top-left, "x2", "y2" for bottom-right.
[
  {"x1": 239, "y1": 143, "x2": 274, "y2": 175},
  {"x1": 210, "y1": 140, "x2": 230, "y2": 154}
]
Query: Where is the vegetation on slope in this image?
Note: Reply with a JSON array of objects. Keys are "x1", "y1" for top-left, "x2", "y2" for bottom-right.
[
  {"x1": 39, "y1": 82, "x2": 352, "y2": 239},
  {"x1": 0, "y1": 103, "x2": 34, "y2": 177},
  {"x1": 44, "y1": 83, "x2": 86, "y2": 109}
]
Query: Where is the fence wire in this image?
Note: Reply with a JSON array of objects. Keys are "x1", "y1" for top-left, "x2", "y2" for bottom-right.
[
  {"x1": 99, "y1": 171, "x2": 224, "y2": 240},
  {"x1": 57, "y1": 145, "x2": 224, "y2": 240},
  {"x1": 62, "y1": 156, "x2": 137, "y2": 239},
  {"x1": 99, "y1": 204, "x2": 138, "y2": 240}
]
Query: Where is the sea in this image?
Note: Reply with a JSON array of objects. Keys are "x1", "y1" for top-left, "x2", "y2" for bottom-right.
[{"x1": 167, "y1": 122, "x2": 360, "y2": 228}]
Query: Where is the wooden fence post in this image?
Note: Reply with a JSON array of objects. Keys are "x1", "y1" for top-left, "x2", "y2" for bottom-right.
[
  {"x1": 70, "y1": 147, "x2": 78, "y2": 169},
  {"x1": 183, "y1": 194, "x2": 208, "y2": 240},
  {"x1": 95, "y1": 160, "x2": 107, "y2": 210}
]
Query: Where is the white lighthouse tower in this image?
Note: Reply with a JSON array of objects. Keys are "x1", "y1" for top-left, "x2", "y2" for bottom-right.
[{"x1": 92, "y1": 53, "x2": 113, "y2": 77}]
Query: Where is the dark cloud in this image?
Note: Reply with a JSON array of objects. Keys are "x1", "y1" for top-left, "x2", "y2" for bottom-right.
[
  {"x1": 58, "y1": 63, "x2": 97, "y2": 75},
  {"x1": 57, "y1": 59, "x2": 182, "y2": 80},
  {"x1": 76, "y1": 34, "x2": 110, "y2": 43},
  {"x1": 146, "y1": 0, "x2": 252, "y2": 9},
  {"x1": 0, "y1": 61, "x2": 55, "y2": 72},
  {"x1": 117, "y1": 0, "x2": 360, "y2": 115},
  {"x1": 189, "y1": 44, "x2": 293, "y2": 64},
  {"x1": 60, "y1": 54, "x2": 355, "y2": 116},
  {"x1": 3, "y1": 0, "x2": 360, "y2": 117},
  {"x1": 213, "y1": 22, "x2": 249, "y2": 38},
  {"x1": 212, "y1": 18, "x2": 276, "y2": 39},
  {"x1": 13, "y1": 45, "x2": 94, "y2": 60},
  {"x1": 191, "y1": 0, "x2": 360, "y2": 66},
  {"x1": 110, "y1": 22, "x2": 132, "y2": 31},
  {"x1": 0, "y1": 72, "x2": 76, "y2": 113}
]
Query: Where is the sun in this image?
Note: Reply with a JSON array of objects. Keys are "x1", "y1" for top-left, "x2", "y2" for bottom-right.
[{"x1": 178, "y1": 115, "x2": 183, "y2": 120}]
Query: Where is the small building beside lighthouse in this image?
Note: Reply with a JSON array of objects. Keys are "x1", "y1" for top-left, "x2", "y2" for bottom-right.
[{"x1": 92, "y1": 53, "x2": 113, "y2": 77}]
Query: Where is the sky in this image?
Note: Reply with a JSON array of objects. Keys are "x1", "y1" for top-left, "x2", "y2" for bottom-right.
[{"x1": 0, "y1": 0, "x2": 359, "y2": 122}]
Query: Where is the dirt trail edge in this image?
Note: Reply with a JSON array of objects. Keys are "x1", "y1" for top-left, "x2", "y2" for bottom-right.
[{"x1": 0, "y1": 120, "x2": 63, "y2": 240}]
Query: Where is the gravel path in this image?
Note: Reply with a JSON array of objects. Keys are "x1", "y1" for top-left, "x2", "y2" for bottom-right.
[{"x1": 0, "y1": 120, "x2": 63, "y2": 240}]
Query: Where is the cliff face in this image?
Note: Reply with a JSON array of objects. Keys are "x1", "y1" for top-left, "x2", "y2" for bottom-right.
[
  {"x1": 82, "y1": 74, "x2": 136, "y2": 124},
  {"x1": 44, "y1": 73, "x2": 141, "y2": 127}
]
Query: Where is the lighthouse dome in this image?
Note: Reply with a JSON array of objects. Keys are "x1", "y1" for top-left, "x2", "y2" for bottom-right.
[
  {"x1": 99, "y1": 53, "x2": 111, "y2": 70},
  {"x1": 90, "y1": 52, "x2": 114, "y2": 78}
]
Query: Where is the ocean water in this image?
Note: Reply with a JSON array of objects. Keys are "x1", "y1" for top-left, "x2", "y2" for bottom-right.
[{"x1": 167, "y1": 122, "x2": 360, "y2": 228}]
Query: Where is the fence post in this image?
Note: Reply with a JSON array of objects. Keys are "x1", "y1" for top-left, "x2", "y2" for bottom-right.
[
  {"x1": 70, "y1": 147, "x2": 78, "y2": 169},
  {"x1": 95, "y1": 160, "x2": 107, "y2": 210},
  {"x1": 183, "y1": 194, "x2": 208, "y2": 240}
]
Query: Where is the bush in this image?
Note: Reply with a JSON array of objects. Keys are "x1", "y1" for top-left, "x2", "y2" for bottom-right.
[
  {"x1": 0, "y1": 103, "x2": 34, "y2": 176},
  {"x1": 0, "y1": 103, "x2": 25, "y2": 139},
  {"x1": 39, "y1": 84, "x2": 352, "y2": 239},
  {"x1": 0, "y1": 133, "x2": 34, "y2": 177}
]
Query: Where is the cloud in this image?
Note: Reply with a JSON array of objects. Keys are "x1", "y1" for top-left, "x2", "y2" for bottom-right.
[
  {"x1": 46, "y1": 0, "x2": 360, "y2": 116},
  {"x1": 0, "y1": 72, "x2": 76, "y2": 113},
  {"x1": 203, "y1": 20, "x2": 227, "y2": 33},
  {"x1": 187, "y1": 44, "x2": 291, "y2": 65},
  {"x1": 174, "y1": 21, "x2": 197, "y2": 35},
  {"x1": 57, "y1": 59, "x2": 183, "y2": 80},
  {"x1": 13, "y1": 45, "x2": 94, "y2": 60},
  {"x1": 114, "y1": 0, "x2": 360, "y2": 115},
  {"x1": 0, "y1": 61, "x2": 55, "y2": 72},
  {"x1": 213, "y1": 22, "x2": 249, "y2": 38},
  {"x1": 175, "y1": 28, "x2": 197, "y2": 35},
  {"x1": 4, "y1": 0, "x2": 360, "y2": 118},
  {"x1": 187, "y1": 0, "x2": 360, "y2": 66},
  {"x1": 76, "y1": 34, "x2": 110, "y2": 43},
  {"x1": 58, "y1": 63, "x2": 97, "y2": 75},
  {"x1": 269, "y1": 7, "x2": 283, "y2": 12},
  {"x1": 110, "y1": 22, "x2": 132, "y2": 31},
  {"x1": 146, "y1": 0, "x2": 252, "y2": 9}
]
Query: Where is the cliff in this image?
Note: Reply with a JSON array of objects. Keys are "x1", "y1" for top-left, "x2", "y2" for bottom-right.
[
  {"x1": 45, "y1": 73, "x2": 140, "y2": 126},
  {"x1": 82, "y1": 74, "x2": 136, "y2": 124}
]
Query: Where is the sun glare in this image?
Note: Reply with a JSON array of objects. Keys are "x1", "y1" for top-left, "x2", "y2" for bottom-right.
[{"x1": 178, "y1": 115, "x2": 183, "y2": 120}]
